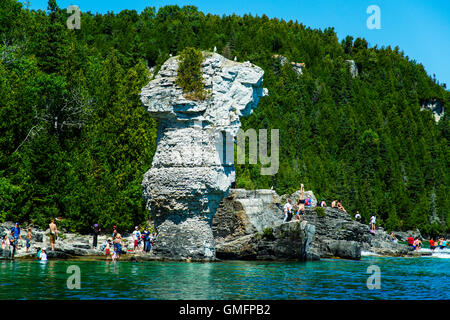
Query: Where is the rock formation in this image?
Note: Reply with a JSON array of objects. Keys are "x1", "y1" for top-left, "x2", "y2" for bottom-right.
[
  {"x1": 272, "y1": 54, "x2": 305, "y2": 75},
  {"x1": 212, "y1": 189, "x2": 283, "y2": 242},
  {"x1": 213, "y1": 189, "x2": 416, "y2": 260},
  {"x1": 213, "y1": 189, "x2": 318, "y2": 261},
  {"x1": 420, "y1": 100, "x2": 445, "y2": 122},
  {"x1": 140, "y1": 52, "x2": 267, "y2": 260},
  {"x1": 0, "y1": 222, "x2": 102, "y2": 260},
  {"x1": 345, "y1": 60, "x2": 358, "y2": 78}
]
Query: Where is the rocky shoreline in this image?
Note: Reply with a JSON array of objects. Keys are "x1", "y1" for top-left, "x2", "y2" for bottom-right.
[{"x1": 0, "y1": 189, "x2": 434, "y2": 262}]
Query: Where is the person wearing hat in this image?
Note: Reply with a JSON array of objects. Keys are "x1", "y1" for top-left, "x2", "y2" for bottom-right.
[{"x1": 92, "y1": 223, "x2": 101, "y2": 250}]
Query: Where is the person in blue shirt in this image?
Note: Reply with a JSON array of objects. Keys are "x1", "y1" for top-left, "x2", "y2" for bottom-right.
[
  {"x1": 13, "y1": 222, "x2": 21, "y2": 241},
  {"x1": 142, "y1": 227, "x2": 151, "y2": 252}
]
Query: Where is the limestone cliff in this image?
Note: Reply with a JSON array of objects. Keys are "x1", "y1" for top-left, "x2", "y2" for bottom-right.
[{"x1": 140, "y1": 52, "x2": 267, "y2": 260}]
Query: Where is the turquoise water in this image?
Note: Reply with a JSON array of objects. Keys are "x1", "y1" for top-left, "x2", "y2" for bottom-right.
[{"x1": 0, "y1": 256, "x2": 448, "y2": 300}]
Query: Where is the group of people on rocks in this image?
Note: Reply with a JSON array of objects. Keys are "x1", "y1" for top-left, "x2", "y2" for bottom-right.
[
  {"x1": 407, "y1": 235, "x2": 449, "y2": 251},
  {"x1": 100, "y1": 225, "x2": 156, "y2": 261},
  {"x1": 282, "y1": 184, "x2": 351, "y2": 223},
  {"x1": 1, "y1": 219, "x2": 155, "y2": 261},
  {"x1": 283, "y1": 184, "x2": 310, "y2": 222},
  {"x1": 1, "y1": 221, "x2": 55, "y2": 260},
  {"x1": 281, "y1": 185, "x2": 382, "y2": 235}
]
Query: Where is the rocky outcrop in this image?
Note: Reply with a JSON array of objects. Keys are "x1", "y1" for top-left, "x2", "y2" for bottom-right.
[
  {"x1": 213, "y1": 189, "x2": 412, "y2": 260},
  {"x1": 302, "y1": 207, "x2": 410, "y2": 258},
  {"x1": 0, "y1": 222, "x2": 119, "y2": 260},
  {"x1": 272, "y1": 54, "x2": 305, "y2": 75},
  {"x1": 420, "y1": 100, "x2": 445, "y2": 122},
  {"x1": 212, "y1": 189, "x2": 283, "y2": 242},
  {"x1": 213, "y1": 189, "x2": 318, "y2": 261},
  {"x1": 345, "y1": 60, "x2": 358, "y2": 78},
  {"x1": 393, "y1": 230, "x2": 422, "y2": 242},
  {"x1": 215, "y1": 220, "x2": 318, "y2": 261},
  {"x1": 140, "y1": 52, "x2": 267, "y2": 260}
]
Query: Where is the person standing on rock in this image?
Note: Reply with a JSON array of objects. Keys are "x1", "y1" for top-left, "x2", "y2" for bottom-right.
[
  {"x1": 26, "y1": 228, "x2": 32, "y2": 253},
  {"x1": 283, "y1": 199, "x2": 293, "y2": 223},
  {"x1": 49, "y1": 219, "x2": 58, "y2": 251},
  {"x1": 1, "y1": 235, "x2": 7, "y2": 250},
  {"x1": 92, "y1": 224, "x2": 101, "y2": 250},
  {"x1": 113, "y1": 231, "x2": 123, "y2": 260},
  {"x1": 297, "y1": 184, "x2": 306, "y2": 211},
  {"x1": 132, "y1": 226, "x2": 141, "y2": 252},
  {"x1": 142, "y1": 227, "x2": 151, "y2": 252},
  {"x1": 355, "y1": 211, "x2": 361, "y2": 222},
  {"x1": 12, "y1": 223, "x2": 21, "y2": 248},
  {"x1": 370, "y1": 215, "x2": 376, "y2": 231}
]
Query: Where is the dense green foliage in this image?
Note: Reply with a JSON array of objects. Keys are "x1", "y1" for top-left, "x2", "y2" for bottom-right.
[
  {"x1": 175, "y1": 47, "x2": 208, "y2": 100},
  {"x1": 0, "y1": 1, "x2": 448, "y2": 235}
]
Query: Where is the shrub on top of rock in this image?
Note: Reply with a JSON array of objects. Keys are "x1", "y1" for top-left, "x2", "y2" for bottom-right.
[
  {"x1": 175, "y1": 47, "x2": 208, "y2": 101},
  {"x1": 262, "y1": 227, "x2": 274, "y2": 240},
  {"x1": 314, "y1": 206, "x2": 326, "y2": 217}
]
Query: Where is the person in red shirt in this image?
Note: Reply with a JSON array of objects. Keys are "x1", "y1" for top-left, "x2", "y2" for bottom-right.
[
  {"x1": 429, "y1": 239, "x2": 436, "y2": 250},
  {"x1": 407, "y1": 236, "x2": 414, "y2": 248}
]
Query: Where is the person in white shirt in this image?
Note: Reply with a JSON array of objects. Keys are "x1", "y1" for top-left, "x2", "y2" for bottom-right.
[
  {"x1": 132, "y1": 226, "x2": 142, "y2": 252},
  {"x1": 40, "y1": 248, "x2": 47, "y2": 261},
  {"x1": 355, "y1": 212, "x2": 361, "y2": 222},
  {"x1": 370, "y1": 215, "x2": 376, "y2": 231},
  {"x1": 283, "y1": 199, "x2": 293, "y2": 223}
]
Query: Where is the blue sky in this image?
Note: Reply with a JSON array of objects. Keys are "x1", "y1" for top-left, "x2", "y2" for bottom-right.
[{"x1": 28, "y1": 0, "x2": 450, "y2": 87}]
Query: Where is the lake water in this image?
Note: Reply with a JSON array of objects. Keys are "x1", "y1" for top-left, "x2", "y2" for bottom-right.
[{"x1": 1, "y1": 251, "x2": 449, "y2": 300}]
